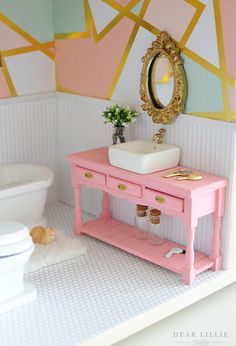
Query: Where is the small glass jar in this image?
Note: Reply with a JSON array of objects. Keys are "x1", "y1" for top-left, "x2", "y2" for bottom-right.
[
  {"x1": 149, "y1": 208, "x2": 161, "y2": 224},
  {"x1": 135, "y1": 205, "x2": 149, "y2": 239},
  {"x1": 149, "y1": 209, "x2": 164, "y2": 245}
]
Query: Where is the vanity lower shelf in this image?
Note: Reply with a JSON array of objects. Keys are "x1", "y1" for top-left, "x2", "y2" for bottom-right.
[{"x1": 80, "y1": 217, "x2": 214, "y2": 276}]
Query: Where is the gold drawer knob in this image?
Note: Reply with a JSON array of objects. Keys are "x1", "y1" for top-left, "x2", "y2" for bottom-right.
[
  {"x1": 155, "y1": 195, "x2": 165, "y2": 204},
  {"x1": 84, "y1": 172, "x2": 93, "y2": 179},
  {"x1": 118, "y1": 183, "x2": 127, "y2": 191}
]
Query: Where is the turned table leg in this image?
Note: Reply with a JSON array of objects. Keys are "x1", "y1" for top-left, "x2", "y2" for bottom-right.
[
  {"x1": 73, "y1": 184, "x2": 84, "y2": 235},
  {"x1": 210, "y1": 188, "x2": 225, "y2": 271},
  {"x1": 182, "y1": 226, "x2": 196, "y2": 285},
  {"x1": 101, "y1": 191, "x2": 111, "y2": 219},
  {"x1": 210, "y1": 216, "x2": 222, "y2": 271}
]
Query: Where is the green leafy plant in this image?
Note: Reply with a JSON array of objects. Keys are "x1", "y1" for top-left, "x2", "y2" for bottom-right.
[{"x1": 102, "y1": 104, "x2": 138, "y2": 127}]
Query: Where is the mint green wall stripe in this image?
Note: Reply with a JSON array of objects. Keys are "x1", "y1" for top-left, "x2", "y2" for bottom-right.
[
  {"x1": 183, "y1": 55, "x2": 224, "y2": 113},
  {"x1": 0, "y1": 0, "x2": 53, "y2": 42},
  {"x1": 53, "y1": 0, "x2": 85, "y2": 34},
  {"x1": 131, "y1": 0, "x2": 144, "y2": 15}
]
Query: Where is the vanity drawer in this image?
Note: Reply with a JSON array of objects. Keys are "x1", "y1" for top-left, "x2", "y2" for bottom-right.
[
  {"x1": 144, "y1": 188, "x2": 184, "y2": 212},
  {"x1": 76, "y1": 167, "x2": 106, "y2": 186},
  {"x1": 107, "y1": 176, "x2": 142, "y2": 197}
]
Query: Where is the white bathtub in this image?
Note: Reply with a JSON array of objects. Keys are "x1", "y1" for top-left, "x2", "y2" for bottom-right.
[{"x1": 0, "y1": 164, "x2": 53, "y2": 228}]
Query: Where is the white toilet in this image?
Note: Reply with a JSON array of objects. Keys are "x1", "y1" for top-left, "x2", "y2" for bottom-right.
[{"x1": 0, "y1": 222, "x2": 36, "y2": 313}]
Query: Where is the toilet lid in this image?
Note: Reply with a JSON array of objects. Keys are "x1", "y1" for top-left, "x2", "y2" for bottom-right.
[
  {"x1": 0, "y1": 236, "x2": 33, "y2": 257},
  {"x1": 0, "y1": 222, "x2": 30, "y2": 246}
]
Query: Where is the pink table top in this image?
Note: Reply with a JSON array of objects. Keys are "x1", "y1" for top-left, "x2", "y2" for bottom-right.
[{"x1": 67, "y1": 147, "x2": 227, "y2": 198}]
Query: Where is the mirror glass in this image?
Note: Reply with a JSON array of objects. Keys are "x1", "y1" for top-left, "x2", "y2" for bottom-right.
[{"x1": 149, "y1": 53, "x2": 174, "y2": 108}]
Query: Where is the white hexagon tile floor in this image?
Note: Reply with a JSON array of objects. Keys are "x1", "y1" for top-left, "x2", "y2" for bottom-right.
[{"x1": 0, "y1": 203, "x2": 227, "y2": 346}]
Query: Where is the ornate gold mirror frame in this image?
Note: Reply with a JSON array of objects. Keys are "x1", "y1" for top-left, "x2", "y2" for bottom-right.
[{"x1": 140, "y1": 31, "x2": 187, "y2": 124}]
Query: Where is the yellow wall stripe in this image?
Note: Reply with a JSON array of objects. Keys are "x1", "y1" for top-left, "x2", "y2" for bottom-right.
[
  {"x1": 214, "y1": 0, "x2": 231, "y2": 119},
  {"x1": 179, "y1": 0, "x2": 205, "y2": 48},
  {"x1": 2, "y1": 41, "x2": 55, "y2": 58},
  {"x1": 0, "y1": 13, "x2": 54, "y2": 60},
  {"x1": 1, "y1": 53, "x2": 17, "y2": 96},
  {"x1": 106, "y1": 0, "x2": 151, "y2": 99}
]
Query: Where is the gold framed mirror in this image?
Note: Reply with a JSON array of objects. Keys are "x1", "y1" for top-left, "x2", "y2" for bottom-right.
[{"x1": 140, "y1": 31, "x2": 187, "y2": 124}]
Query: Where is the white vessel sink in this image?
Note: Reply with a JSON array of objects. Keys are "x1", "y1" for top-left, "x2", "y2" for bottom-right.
[{"x1": 108, "y1": 140, "x2": 180, "y2": 174}]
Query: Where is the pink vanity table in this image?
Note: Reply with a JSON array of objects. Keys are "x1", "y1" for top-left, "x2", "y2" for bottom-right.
[{"x1": 67, "y1": 147, "x2": 227, "y2": 285}]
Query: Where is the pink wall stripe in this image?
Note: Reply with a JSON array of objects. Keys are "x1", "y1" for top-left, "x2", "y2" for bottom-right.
[
  {"x1": 220, "y1": 0, "x2": 236, "y2": 79},
  {"x1": 0, "y1": 22, "x2": 30, "y2": 50},
  {"x1": 55, "y1": 17, "x2": 135, "y2": 99},
  {"x1": 143, "y1": 0, "x2": 196, "y2": 42}
]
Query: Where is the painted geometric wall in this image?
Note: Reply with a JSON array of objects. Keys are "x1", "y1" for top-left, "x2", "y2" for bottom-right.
[
  {"x1": 55, "y1": 0, "x2": 236, "y2": 122},
  {"x1": 1, "y1": 0, "x2": 235, "y2": 123},
  {"x1": 0, "y1": 0, "x2": 55, "y2": 98}
]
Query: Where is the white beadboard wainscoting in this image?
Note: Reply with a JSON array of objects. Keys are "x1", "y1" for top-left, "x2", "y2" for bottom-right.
[
  {"x1": 0, "y1": 93, "x2": 58, "y2": 203},
  {"x1": 57, "y1": 92, "x2": 236, "y2": 270},
  {"x1": 57, "y1": 92, "x2": 134, "y2": 226},
  {"x1": 0, "y1": 91, "x2": 235, "y2": 270},
  {"x1": 130, "y1": 112, "x2": 236, "y2": 270}
]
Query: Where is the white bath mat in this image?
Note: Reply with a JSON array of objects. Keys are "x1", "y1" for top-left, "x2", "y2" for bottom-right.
[{"x1": 25, "y1": 230, "x2": 86, "y2": 274}]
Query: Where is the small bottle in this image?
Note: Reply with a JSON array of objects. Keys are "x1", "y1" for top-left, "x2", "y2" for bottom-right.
[
  {"x1": 148, "y1": 209, "x2": 164, "y2": 245},
  {"x1": 135, "y1": 204, "x2": 149, "y2": 239}
]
